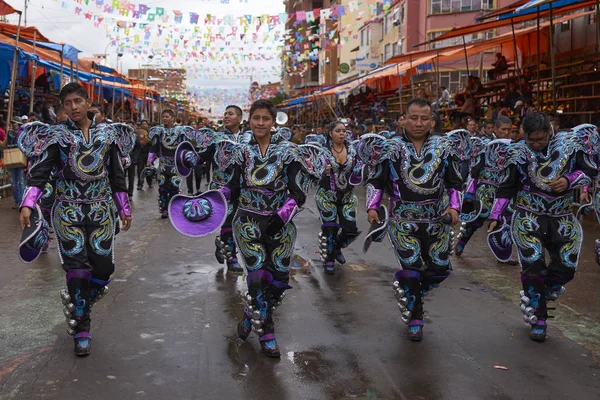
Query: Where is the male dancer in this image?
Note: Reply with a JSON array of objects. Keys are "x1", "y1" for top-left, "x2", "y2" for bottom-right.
[
  {"x1": 359, "y1": 98, "x2": 464, "y2": 341},
  {"x1": 488, "y1": 113, "x2": 597, "y2": 341},
  {"x1": 179, "y1": 105, "x2": 245, "y2": 274},
  {"x1": 147, "y1": 109, "x2": 194, "y2": 218},
  {"x1": 455, "y1": 116, "x2": 516, "y2": 262},
  {"x1": 18, "y1": 82, "x2": 134, "y2": 356},
  {"x1": 173, "y1": 100, "x2": 324, "y2": 356}
]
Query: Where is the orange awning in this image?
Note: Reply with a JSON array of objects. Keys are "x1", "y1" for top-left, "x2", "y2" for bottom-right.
[
  {"x1": 0, "y1": 0, "x2": 19, "y2": 16},
  {"x1": 0, "y1": 22, "x2": 51, "y2": 42},
  {"x1": 414, "y1": 0, "x2": 597, "y2": 48},
  {"x1": 388, "y1": 8, "x2": 594, "y2": 66},
  {"x1": 476, "y1": 0, "x2": 530, "y2": 21}
]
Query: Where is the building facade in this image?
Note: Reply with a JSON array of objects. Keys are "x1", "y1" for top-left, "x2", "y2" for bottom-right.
[{"x1": 128, "y1": 68, "x2": 187, "y2": 99}]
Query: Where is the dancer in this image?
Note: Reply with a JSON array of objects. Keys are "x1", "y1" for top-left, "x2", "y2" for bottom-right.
[
  {"x1": 175, "y1": 105, "x2": 246, "y2": 274},
  {"x1": 455, "y1": 116, "x2": 516, "y2": 263},
  {"x1": 17, "y1": 82, "x2": 134, "y2": 356},
  {"x1": 147, "y1": 109, "x2": 194, "y2": 218},
  {"x1": 357, "y1": 98, "x2": 465, "y2": 341},
  {"x1": 172, "y1": 99, "x2": 324, "y2": 356},
  {"x1": 488, "y1": 114, "x2": 598, "y2": 342},
  {"x1": 315, "y1": 120, "x2": 362, "y2": 274}
]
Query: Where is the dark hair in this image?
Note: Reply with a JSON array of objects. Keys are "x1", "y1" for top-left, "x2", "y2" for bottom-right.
[
  {"x1": 28, "y1": 112, "x2": 37, "y2": 117},
  {"x1": 249, "y1": 99, "x2": 276, "y2": 120},
  {"x1": 431, "y1": 112, "x2": 443, "y2": 135},
  {"x1": 140, "y1": 119, "x2": 149, "y2": 124},
  {"x1": 521, "y1": 111, "x2": 550, "y2": 136},
  {"x1": 406, "y1": 98, "x2": 431, "y2": 114},
  {"x1": 162, "y1": 109, "x2": 175, "y2": 117},
  {"x1": 496, "y1": 116, "x2": 512, "y2": 127},
  {"x1": 90, "y1": 102, "x2": 104, "y2": 114},
  {"x1": 59, "y1": 82, "x2": 88, "y2": 103},
  {"x1": 329, "y1": 120, "x2": 345, "y2": 133},
  {"x1": 226, "y1": 105, "x2": 243, "y2": 117},
  {"x1": 484, "y1": 119, "x2": 494, "y2": 126}
]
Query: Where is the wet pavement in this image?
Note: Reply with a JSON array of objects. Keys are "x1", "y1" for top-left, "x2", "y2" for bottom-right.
[{"x1": 0, "y1": 185, "x2": 600, "y2": 400}]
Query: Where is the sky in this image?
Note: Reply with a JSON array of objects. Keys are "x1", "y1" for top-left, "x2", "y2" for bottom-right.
[{"x1": 4, "y1": 0, "x2": 285, "y2": 93}]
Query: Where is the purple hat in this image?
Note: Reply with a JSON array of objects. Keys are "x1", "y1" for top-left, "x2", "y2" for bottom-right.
[
  {"x1": 168, "y1": 190, "x2": 228, "y2": 237},
  {"x1": 487, "y1": 217, "x2": 514, "y2": 262},
  {"x1": 18, "y1": 204, "x2": 49, "y2": 263},
  {"x1": 175, "y1": 141, "x2": 197, "y2": 178}
]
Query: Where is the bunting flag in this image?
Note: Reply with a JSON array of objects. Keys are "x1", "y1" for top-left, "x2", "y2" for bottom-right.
[{"x1": 0, "y1": 0, "x2": 19, "y2": 15}]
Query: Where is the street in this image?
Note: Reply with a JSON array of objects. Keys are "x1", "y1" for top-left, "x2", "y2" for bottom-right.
[{"x1": 0, "y1": 185, "x2": 599, "y2": 400}]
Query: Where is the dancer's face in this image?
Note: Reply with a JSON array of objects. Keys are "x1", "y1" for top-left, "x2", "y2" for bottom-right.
[
  {"x1": 249, "y1": 108, "x2": 274, "y2": 140},
  {"x1": 329, "y1": 123, "x2": 346, "y2": 145},
  {"x1": 161, "y1": 112, "x2": 174, "y2": 127},
  {"x1": 404, "y1": 104, "x2": 432, "y2": 141},
  {"x1": 496, "y1": 123, "x2": 511, "y2": 139},
  {"x1": 525, "y1": 130, "x2": 550, "y2": 152},
  {"x1": 63, "y1": 93, "x2": 91, "y2": 124},
  {"x1": 223, "y1": 108, "x2": 242, "y2": 132}
]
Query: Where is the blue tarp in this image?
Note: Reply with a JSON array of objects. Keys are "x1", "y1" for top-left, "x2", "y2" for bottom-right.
[
  {"x1": 37, "y1": 59, "x2": 94, "y2": 81},
  {"x1": 19, "y1": 39, "x2": 81, "y2": 64},
  {"x1": 0, "y1": 42, "x2": 38, "y2": 93},
  {"x1": 502, "y1": 0, "x2": 585, "y2": 19}
]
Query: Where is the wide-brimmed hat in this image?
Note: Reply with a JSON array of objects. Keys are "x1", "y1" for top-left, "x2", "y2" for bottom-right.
[
  {"x1": 174, "y1": 141, "x2": 196, "y2": 177},
  {"x1": 168, "y1": 190, "x2": 228, "y2": 237},
  {"x1": 11, "y1": 116, "x2": 23, "y2": 125},
  {"x1": 362, "y1": 205, "x2": 388, "y2": 254},
  {"x1": 18, "y1": 204, "x2": 49, "y2": 263},
  {"x1": 487, "y1": 217, "x2": 513, "y2": 262}
]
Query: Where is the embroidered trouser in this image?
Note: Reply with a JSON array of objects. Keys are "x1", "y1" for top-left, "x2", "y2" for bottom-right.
[
  {"x1": 53, "y1": 200, "x2": 117, "y2": 281},
  {"x1": 157, "y1": 165, "x2": 181, "y2": 213},
  {"x1": 315, "y1": 188, "x2": 360, "y2": 263},
  {"x1": 388, "y1": 218, "x2": 452, "y2": 292}
]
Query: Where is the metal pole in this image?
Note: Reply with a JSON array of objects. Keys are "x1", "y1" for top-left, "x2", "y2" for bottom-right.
[
  {"x1": 511, "y1": 17, "x2": 522, "y2": 90},
  {"x1": 6, "y1": 12, "x2": 22, "y2": 132},
  {"x1": 409, "y1": 55, "x2": 415, "y2": 98},
  {"x1": 462, "y1": 36, "x2": 470, "y2": 76},
  {"x1": 69, "y1": 61, "x2": 74, "y2": 82},
  {"x1": 59, "y1": 44, "x2": 64, "y2": 89},
  {"x1": 23, "y1": 0, "x2": 27, "y2": 26},
  {"x1": 536, "y1": 7, "x2": 542, "y2": 110},
  {"x1": 29, "y1": 30, "x2": 36, "y2": 113},
  {"x1": 396, "y1": 62, "x2": 402, "y2": 113},
  {"x1": 549, "y1": 3, "x2": 557, "y2": 114},
  {"x1": 596, "y1": 0, "x2": 600, "y2": 55}
]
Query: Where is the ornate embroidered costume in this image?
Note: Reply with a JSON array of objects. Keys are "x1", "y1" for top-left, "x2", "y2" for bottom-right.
[
  {"x1": 357, "y1": 129, "x2": 466, "y2": 339},
  {"x1": 18, "y1": 115, "x2": 134, "y2": 352},
  {"x1": 147, "y1": 125, "x2": 194, "y2": 217},
  {"x1": 490, "y1": 124, "x2": 598, "y2": 341},
  {"x1": 314, "y1": 138, "x2": 362, "y2": 273},
  {"x1": 172, "y1": 130, "x2": 325, "y2": 356},
  {"x1": 456, "y1": 138, "x2": 516, "y2": 258}
]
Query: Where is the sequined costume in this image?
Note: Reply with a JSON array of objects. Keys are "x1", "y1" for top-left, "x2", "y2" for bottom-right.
[
  {"x1": 182, "y1": 128, "x2": 248, "y2": 272},
  {"x1": 357, "y1": 130, "x2": 466, "y2": 339},
  {"x1": 456, "y1": 138, "x2": 516, "y2": 256},
  {"x1": 18, "y1": 115, "x2": 134, "y2": 352},
  {"x1": 147, "y1": 125, "x2": 194, "y2": 216},
  {"x1": 314, "y1": 138, "x2": 362, "y2": 273},
  {"x1": 216, "y1": 132, "x2": 325, "y2": 356},
  {"x1": 490, "y1": 124, "x2": 598, "y2": 340}
]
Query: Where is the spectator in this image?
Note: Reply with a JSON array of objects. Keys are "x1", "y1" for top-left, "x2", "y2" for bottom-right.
[
  {"x1": 396, "y1": 113, "x2": 406, "y2": 132},
  {"x1": 519, "y1": 77, "x2": 533, "y2": 105},
  {"x1": 55, "y1": 105, "x2": 68, "y2": 123},
  {"x1": 434, "y1": 87, "x2": 450, "y2": 110},
  {"x1": 460, "y1": 92, "x2": 475, "y2": 115},
  {"x1": 488, "y1": 52, "x2": 509, "y2": 81},
  {"x1": 503, "y1": 81, "x2": 521, "y2": 109},
  {"x1": 0, "y1": 117, "x2": 26, "y2": 208},
  {"x1": 27, "y1": 112, "x2": 39, "y2": 122},
  {"x1": 549, "y1": 117, "x2": 561, "y2": 132},
  {"x1": 90, "y1": 103, "x2": 106, "y2": 123},
  {"x1": 431, "y1": 111, "x2": 444, "y2": 135},
  {"x1": 466, "y1": 119, "x2": 478, "y2": 135},
  {"x1": 482, "y1": 120, "x2": 495, "y2": 139}
]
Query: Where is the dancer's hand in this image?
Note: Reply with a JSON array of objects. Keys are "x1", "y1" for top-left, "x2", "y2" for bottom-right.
[
  {"x1": 19, "y1": 207, "x2": 32, "y2": 229},
  {"x1": 325, "y1": 165, "x2": 331, "y2": 176},
  {"x1": 367, "y1": 209, "x2": 380, "y2": 224},
  {"x1": 548, "y1": 177, "x2": 568, "y2": 193},
  {"x1": 580, "y1": 191, "x2": 590, "y2": 204},
  {"x1": 121, "y1": 215, "x2": 133, "y2": 231},
  {"x1": 146, "y1": 162, "x2": 152, "y2": 167},
  {"x1": 441, "y1": 207, "x2": 459, "y2": 225},
  {"x1": 487, "y1": 220, "x2": 497, "y2": 233}
]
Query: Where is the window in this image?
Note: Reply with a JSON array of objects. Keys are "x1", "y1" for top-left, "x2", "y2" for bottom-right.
[
  {"x1": 430, "y1": 0, "x2": 495, "y2": 15},
  {"x1": 392, "y1": 42, "x2": 399, "y2": 56},
  {"x1": 436, "y1": 70, "x2": 471, "y2": 95},
  {"x1": 560, "y1": 20, "x2": 571, "y2": 32},
  {"x1": 361, "y1": 30, "x2": 365, "y2": 46},
  {"x1": 427, "y1": 29, "x2": 495, "y2": 49},
  {"x1": 384, "y1": 44, "x2": 392, "y2": 61},
  {"x1": 587, "y1": 11, "x2": 596, "y2": 25},
  {"x1": 385, "y1": 12, "x2": 393, "y2": 34}
]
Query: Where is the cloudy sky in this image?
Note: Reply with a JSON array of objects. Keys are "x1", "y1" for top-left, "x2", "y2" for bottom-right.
[{"x1": 5, "y1": 0, "x2": 285, "y2": 92}]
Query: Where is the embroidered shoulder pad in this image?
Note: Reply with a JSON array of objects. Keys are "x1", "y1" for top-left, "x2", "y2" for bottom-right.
[
  {"x1": 355, "y1": 133, "x2": 400, "y2": 166},
  {"x1": 445, "y1": 129, "x2": 473, "y2": 161},
  {"x1": 18, "y1": 122, "x2": 72, "y2": 157},
  {"x1": 214, "y1": 139, "x2": 244, "y2": 171},
  {"x1": 108, "y1": 123, "x2": 135, "y2": 155},
  {"x1": 305, "y1": 134, "x2": 327, "y2": 147},
  {"x1": 286, "y1": 144, "x2": 327, "y2": 178}
]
